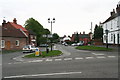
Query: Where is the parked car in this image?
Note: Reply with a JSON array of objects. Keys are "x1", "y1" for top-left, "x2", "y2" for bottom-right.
[
  {"x1": 71, "y1": 43, "x2": 77, "y2": 46},
  {"x1": 64, "y1": 43, "x2": 68, "y2": 46},
  {"x1": 22, "y1": 45, "x2": 39, "y2": 53},
  {"x1": 39, "y1": 44, "x2": 49, "y2": 47},
  {"x1": 77, "y1": 43, "x2": 84, "y2": 46}
]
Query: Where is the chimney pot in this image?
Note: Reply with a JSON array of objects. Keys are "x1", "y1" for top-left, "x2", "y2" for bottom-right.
[
  {"x1": 83, "y1": 31, "x2": 85, "y2": 34},
  {"x1": 13, "y1": 18, "x2": 17, "y2": 24}
]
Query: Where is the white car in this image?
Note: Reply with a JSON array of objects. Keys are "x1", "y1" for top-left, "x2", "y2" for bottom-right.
[
  {"x1": 22, "y1": 45, "x2": 39, "y2": 53},
  {"x1": 77, "y1": 43, "x2": 84, "y2": 46},
  {"x1": 71, "y1": 43, "x2": 77, "y2": 46}
]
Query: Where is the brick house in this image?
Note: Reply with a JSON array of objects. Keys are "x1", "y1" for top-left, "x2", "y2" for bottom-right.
[
  {"x1": 71, "y1": 32, "x2": 92, "y2": 45},
  {"x1": 10, "y1": 18, "x2": 37, "y2": 46},
  {"x1": 0, "y1": 20, "x2": 27, "y2": 50}
]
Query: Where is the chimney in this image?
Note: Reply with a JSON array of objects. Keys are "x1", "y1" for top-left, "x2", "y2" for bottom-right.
[
  {"x1": 13, "y1": 18, "x2": 17, "y2": 24},
  {"x1": 110, "y1": 9, "x2": 115, "y2": 16},
  {"x1": 2, "y1": 19, "x2": 6, "y2": 27},
  {"x1": 83, "y1": 31, "x2": 85, "y2": 34},
  {"x1": 116, "y1": 4, "x2": 120, "y2": 13},
  {"x1": 80, "y1": 32, "x2": 81, "y2": 34}
]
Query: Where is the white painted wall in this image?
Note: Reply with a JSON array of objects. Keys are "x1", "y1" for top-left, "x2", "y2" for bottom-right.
[{"x1": 103, "y1": 16, "x2": 120, "y2": 44}]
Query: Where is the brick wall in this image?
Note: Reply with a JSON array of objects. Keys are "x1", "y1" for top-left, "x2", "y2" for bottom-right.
[{"x1": 2, "y1": 37, "x2": 27, "y2": 50}]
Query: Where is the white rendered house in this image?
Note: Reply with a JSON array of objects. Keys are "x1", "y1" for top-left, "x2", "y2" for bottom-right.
[{"x1": 102, "y1": 2, "x2": 120, "y2": 45}]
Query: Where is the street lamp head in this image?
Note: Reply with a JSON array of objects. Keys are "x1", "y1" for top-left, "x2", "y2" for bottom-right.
[
  {"x1": 105, "y1": 29, "x2": 109, "y2": 35},
  {"x1": 53, "y1": 18, "x2": 55, "y2": 23},
  {"x1": 48, "y1": 18, "x2": 50, "y2": 23}
]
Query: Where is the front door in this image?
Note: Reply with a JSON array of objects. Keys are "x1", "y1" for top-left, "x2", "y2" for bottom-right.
[
  {"x1": 6, "y1": 41, "x2": 11, "y2": 50},
  {"x1": 114, "y1": 34, "x2": 115, "y2": 44},
  {"x1": 117, "y1": 34, "x2": 119, "y2": 45}
]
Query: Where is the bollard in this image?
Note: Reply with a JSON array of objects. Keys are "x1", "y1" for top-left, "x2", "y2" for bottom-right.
[
  {"x1": 35, "y1": 48, "x2": 39, "y2": 56},
  {"x1": 46, "y1": 48, "x2": 49, "y2": 54}
]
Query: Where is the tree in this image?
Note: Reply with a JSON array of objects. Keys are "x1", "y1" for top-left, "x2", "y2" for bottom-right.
[
  {"x1": 24, "y1": 18, "x2": 50, "y2": 45},
  {"x1": 52, "y1": 33, "x2": 59, "y2": 43},
  {"x1": 93, "y1": 24, "x2": 103, "y2": 39}
]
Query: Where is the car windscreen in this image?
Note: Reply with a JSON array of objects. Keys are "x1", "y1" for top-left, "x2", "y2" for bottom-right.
[
  {"x1": 31, "y1": 46, "x2": 35, "y2": 48},
  {"x1": 24, "y1": 46, "x2": 29, "y2": 48}
]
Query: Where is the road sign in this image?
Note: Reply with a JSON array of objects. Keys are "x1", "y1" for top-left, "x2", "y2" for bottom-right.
[
  {"x1": 42, "y1": 34, "x2": 53, "y2": 38},
  {"x1": 35, "y1": 48, "x2": 39, "y2": 56},
  {"x1": 42, "y1": 35, "x2": 47, "y2": 37},
  {"x1": 48, "y1": 34, "x2": 53, "y2": 38}
]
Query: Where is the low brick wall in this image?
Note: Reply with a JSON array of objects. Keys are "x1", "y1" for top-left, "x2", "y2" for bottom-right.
[{"x1": 93, "y1": 39, "x2": 103, "y2": 45}]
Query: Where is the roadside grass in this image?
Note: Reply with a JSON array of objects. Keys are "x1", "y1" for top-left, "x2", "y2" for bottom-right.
[
  {"x1": 76, "y1": 46, "x2": 113, "y2": 51},
  {"x1": 2, "y1": 50, "x2": 22, "y2": 54},
  {"x1": 24, "y1": 50, "x2": 62, "y2": 58}
]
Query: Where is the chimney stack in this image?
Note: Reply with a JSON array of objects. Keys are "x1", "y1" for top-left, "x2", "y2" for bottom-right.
[
  {"x1": 80, "y1": 32, "x2": 81, "y2": 34},
  {"x1": 116, "y1": 4, "x2": 120, "y2": 13},
  {"x1": 13, "y1": 18, "x2": 17, "y2": 24},
  {"x1": 2, "y1": 19, "x2": 6, "y2": 27},
  {"x1": 83, "y1": 31, "x2": 85, "y2": 34},
  {"x1": 110, "y1": 9, "x2": 115, "y2": 16}
]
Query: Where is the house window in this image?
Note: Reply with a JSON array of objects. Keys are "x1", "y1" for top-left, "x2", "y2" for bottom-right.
[
  {"x1": 16, "y1": 40, "x2": 19, "y2": 46},
  {"x1": 1, "y1": 40, "x2": 5, "y2": 48}
]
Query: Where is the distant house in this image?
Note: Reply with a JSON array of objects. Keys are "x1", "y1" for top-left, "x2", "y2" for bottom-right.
[
  {"x1": 71, "y1": 32, "x2": 92, "y2": 45},
  {"x1": 0, "y1": 20, "x2": 27, "y2": 50},
  {"x1": 102, "y1": 2, "x2": 120, "y2": 45},
  {"x1": 59, "y1": 35, "x2": 71, "y2": 43}
]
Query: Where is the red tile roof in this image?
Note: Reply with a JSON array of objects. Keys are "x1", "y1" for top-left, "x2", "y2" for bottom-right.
[
  {"x1": 9, "y1": 22, "x2": 27, "y2": 32},
  {"x1": 1, "y1": 25, "x2": 27, "y2": 38}
]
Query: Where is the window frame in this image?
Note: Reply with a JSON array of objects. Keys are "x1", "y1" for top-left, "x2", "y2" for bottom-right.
[
  {"x1": 16, "y1": 40, "x2": 20, "y2": 46},
  {"x1": 1, "y1": 40, "x2": 5, "y2": 48}
]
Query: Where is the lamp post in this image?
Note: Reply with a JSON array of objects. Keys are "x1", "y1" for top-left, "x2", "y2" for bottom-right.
[
  {"x1": 105, "y1": 29, "x2": 109, "y2": 48},
  {"x1": 48, "y1": 18, "x2": 55, "y2": 51}
]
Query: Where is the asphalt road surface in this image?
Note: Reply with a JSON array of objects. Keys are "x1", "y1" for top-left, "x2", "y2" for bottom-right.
[{"x1": 2, "y1": 44, "x2": 119, "y2": 79}]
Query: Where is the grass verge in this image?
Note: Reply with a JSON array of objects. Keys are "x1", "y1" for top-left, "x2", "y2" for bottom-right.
[
  {"x1": 24, "y1": 50, "x2": 62, "y2": 58},
  {"x1": 76, "y1": 46, "x2": 113, "y2": 51}
]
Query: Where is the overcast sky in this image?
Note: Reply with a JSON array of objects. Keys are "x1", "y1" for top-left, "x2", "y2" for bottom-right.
[{"x1": 0, "y1": 0, "x2": 119, "y2": 37}]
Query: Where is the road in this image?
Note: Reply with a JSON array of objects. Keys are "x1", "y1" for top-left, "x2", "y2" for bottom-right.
[{"x1": 2, "y1": 44, "x2": 119, "y2": 79}]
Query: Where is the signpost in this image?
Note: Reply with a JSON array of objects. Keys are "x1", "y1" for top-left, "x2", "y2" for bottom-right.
[
  {"x1": 42, "y1": 34, "x2": 53, "y2": 53},
  {"x1": 105, "y1": 29, "x2": 109, "y2": 48}
]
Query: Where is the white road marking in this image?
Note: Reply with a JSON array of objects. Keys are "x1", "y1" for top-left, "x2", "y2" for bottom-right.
[
  {"x1": 13, "y1": 58, "x2": 16, "y2": 60},
  {"x1": 55, "y1": 59, "x2": 62, "y2": 61},
  {"x1": 85, "y1": 57, "x2": 94, "y2": 59},
  {"x1": 18, "y1": 59, "x2": 24, "y2": 61},
  {"x1": 46, "y1": 59, "x2": 53, "y2": 61},
  {"x1": 4, "y1": 71, "x2": 82, "y2": 78},
  {"x1": 8, "y1": 63, "x2": 12, "y2": 64},
  {"x1": 97, "y1": 56, "x2": 106, "y2": 59},
  {"x1": 64, "y1": 58, "x2": 72, "y2": 61},
  {"x1": 108, "y1": 56, "x2": 116, "y2": 58},
  {"x1": 92, "y1": 53, "x2": 104, "y2": 56},
  {"x1": 28, "y1": 60, "x2": 43, "y2": 63},
  {"x1": 75, "y1": 57, "x2": 84, "y2": 60},
  {"x1": 13, "y1": 62, "x2": 22, "y2": 64}
]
